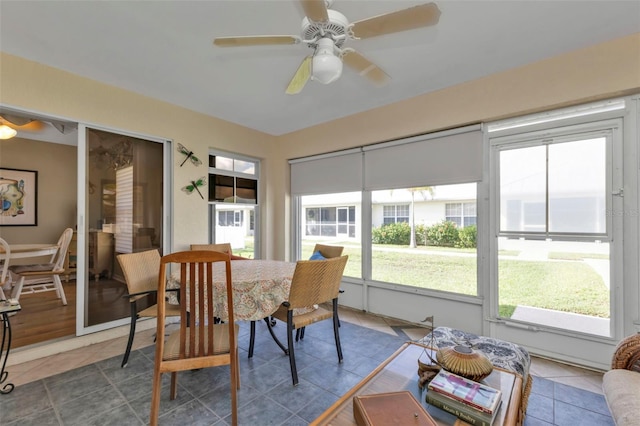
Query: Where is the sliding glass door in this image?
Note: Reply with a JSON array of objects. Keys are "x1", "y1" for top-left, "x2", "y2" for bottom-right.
[{"x1": 77, "y1": 125, "x2": 169, "y2": 334}]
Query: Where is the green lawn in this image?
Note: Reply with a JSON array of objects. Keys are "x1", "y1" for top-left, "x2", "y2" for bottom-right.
[
  {"x1": 498, "y1": 259, "x2": 609, "y2": 318},
  {"x1": 302, "y1": 242, "x2": 610, "y2": 319}
]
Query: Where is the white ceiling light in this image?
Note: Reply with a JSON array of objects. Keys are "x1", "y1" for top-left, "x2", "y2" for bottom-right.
[
  {"x1": 311, "y1": 38, "x2": 342, "y2": 85},
  {"x1": 0, "y1": 124, "x2": 17, "y2": 140}
]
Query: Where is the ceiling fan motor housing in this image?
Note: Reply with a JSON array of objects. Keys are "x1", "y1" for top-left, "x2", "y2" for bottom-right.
[{"x1": 301, "y1": 9, "x2": 349, "y2": 48}]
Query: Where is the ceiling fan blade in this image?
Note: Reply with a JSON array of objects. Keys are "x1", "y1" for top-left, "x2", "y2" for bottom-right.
[
  {"x1": 343, "y1": 50, "x2": 390, "y2": 87},
  {"x1": 0, "y1": 114, "x2": 34, "y2": 126},
  {"x1": 351, "y1": 2, "x2": 441, "y2": 39},
  {"x1": 299, "y1": 0, "x2": 329, "y2": 23},
  {"x1": 213, "y1": 35, "x2": 301, "y2": 47},
  {"x1": 286, "y1": 56, "x2": 312, "y2": 95}
]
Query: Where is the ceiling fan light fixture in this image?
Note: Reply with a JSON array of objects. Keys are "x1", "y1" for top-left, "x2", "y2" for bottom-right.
[
  {"x1": 0, "y1": 124, "x2": 17, "y2": 140},
  {"x1": 311, "y1": 38, "x2": 343, "y2": 85}
]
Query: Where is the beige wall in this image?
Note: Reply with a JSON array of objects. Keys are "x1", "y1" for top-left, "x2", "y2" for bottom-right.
[
  {"x1": 1, "y1": 33, "x2": 640, "y2": 260},
  {"x1": 0, "y1": 138, "x2": 76, "y2": 254},
  {"x1": 0, "y1": 52, "x2": 278, "y2": 257}
]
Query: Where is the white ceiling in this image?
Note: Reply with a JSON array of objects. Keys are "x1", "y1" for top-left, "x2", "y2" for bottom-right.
[{"x1": 1, "y1": 1, "x2": 639, "y2": 137}]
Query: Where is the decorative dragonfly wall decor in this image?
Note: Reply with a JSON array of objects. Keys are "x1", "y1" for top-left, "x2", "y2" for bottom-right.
[
  {"x1": 181, "y1": 176, "x2": 207, "y2": 199},
  {"x1": 177, "y1": 143, "x2": 202, "y2": 167}
]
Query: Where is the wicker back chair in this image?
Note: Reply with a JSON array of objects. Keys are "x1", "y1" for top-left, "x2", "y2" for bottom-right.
[
  {"x1": 150, "y1": 250, "x2": 239, "y2": 426},
  {"x1": 116, "y1": 249, "x2": 181, "y2": 368},
  {"x1": 190, "y1": 243, "x2": 232, "y2": 254},
  {"x1": 8, "y1": 228, "x2": 73, "y2": 305},
  {"x1": 0, "y1": 237, "x2": 10, "y2": 300},
  {"x1": 190, "y1": 243, "x2": 250, "y2": 260},
  {"x1": 265, "y1": 255, "x2": 348, "y2": 385},
  {"x1": 312, "y1": 244, "x2": 344, "y2": 259},
  {"x1": 297, "y1": 243, "x2": 345, "y2": 340}
]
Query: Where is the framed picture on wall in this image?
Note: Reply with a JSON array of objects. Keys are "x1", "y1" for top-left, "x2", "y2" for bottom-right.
[{"x1": 0, "y1": 168, "x2": 38, "y2": 226}]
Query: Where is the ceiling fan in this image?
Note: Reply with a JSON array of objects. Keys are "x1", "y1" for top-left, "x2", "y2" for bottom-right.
[{"x1": 213, "y1": 0, "x2": 441, "y2": 95}]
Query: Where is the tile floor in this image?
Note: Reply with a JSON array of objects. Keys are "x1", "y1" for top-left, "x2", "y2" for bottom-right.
[{"x1": 1, "y1": 308, "x2": 613, "y2": 425}]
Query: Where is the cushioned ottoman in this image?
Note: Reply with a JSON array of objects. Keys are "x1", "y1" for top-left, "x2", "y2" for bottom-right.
[{"x1": 418, "y1": 326, "x2": 532, "y2": 425}]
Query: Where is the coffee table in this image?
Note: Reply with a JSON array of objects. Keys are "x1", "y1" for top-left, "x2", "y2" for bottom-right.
[{"x1": 311, "y1": 341, "x2": 522, "y2": 426}]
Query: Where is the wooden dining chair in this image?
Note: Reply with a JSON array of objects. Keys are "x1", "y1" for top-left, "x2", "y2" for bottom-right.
[
  {"x1": 8, "y1": 228, "x2": 74, "y2": 305},
  {"x1": 263, "y1": 255, "x2": 348, "y2": 386},
  {"x1": 0, "y1": 237, "x2": 11, "y2": 300},
  {"x1": 151, "y1": 250, "x2": 239, "y2": 426},
  {"x1": 116, "y1": 249, "x2": 182, "y2": 368}
]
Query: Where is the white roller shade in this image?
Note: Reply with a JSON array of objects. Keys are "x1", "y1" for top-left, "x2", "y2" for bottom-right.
[
  {"x1": 364, "y1": 125, "x2": 483, "y2": 190},
  {"x1": 290, "y1": 149, "x2": 362, "y2": 195}
]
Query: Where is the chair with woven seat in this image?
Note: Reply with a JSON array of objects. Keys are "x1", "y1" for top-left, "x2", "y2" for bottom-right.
[
  {"x1": 8, "y1": 228, "x2": 73, "y2": 305},
  {"x1": 253, "y1": 255, "x2": 348, "y2": 386},
  {"x1": 190, "y1": 243, "x2": 250, "y2": 260},
  {"x1": 150, "y1": 250, "x2": 239, "y2": 426},
  {"x1": 311, "y1": 243, "x2": 344, "y2": 259},
  {"x1": 0, "y1": 237, "x2": 11, "y2": 300},
  {"x1": 116, "y1": 249, "x2": 181, "y2": 368},
  {"x1": 297, "y1": 243, "x2": 345, "y2": 340}
]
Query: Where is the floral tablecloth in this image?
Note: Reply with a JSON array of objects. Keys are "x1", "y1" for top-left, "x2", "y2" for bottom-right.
[{"x1": 167, "y1": 259, "x2": 297, "y2": 322}]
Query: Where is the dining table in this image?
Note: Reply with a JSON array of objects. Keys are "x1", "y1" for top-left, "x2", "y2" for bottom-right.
[
  {"x1": 166, "y1": 258, "x2": 309, "y2": 355},
  {"x1": 0, "y1": 243, "x2": 58, "y2": 260},
  {"x1": 167, "y1": 259, "x2": 298, "y2": 321}
]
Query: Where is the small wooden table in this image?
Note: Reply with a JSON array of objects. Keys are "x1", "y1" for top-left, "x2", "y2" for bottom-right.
[{"x1": 311, "y1": 341, "x2": 522, "y2": 426}]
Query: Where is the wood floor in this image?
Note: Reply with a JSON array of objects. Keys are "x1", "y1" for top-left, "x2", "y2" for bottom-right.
[{"x1": 9, "y1": 278, "x2": 144, "y2": 349}]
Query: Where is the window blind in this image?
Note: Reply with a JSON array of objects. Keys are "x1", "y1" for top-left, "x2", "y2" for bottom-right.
[
  {"x1": 115, "y1": 166, "x2": 133, "y2": 253},
  {"x1": 363, "y1": 125, "x2": 483, "y2": 190},
  {"x1": 290, "y1": 125, "x2": 483, "y2": 195},
  {"x1": 290, "y1": 149, "x2": 362, "y2": 195}
]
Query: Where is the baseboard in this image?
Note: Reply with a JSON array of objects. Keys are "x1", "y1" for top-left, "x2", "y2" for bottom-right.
[{"x1": 6, "y1": 319, "x2": 158, "y2": 366}]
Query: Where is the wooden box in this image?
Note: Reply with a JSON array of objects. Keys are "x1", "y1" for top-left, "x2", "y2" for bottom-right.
[{"x1": 353, "y1": 391, "x2": 437, "y2": 426}]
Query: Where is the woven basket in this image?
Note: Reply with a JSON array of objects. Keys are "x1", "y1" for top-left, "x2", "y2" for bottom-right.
[
  {"x1": 436, "y1": 345, "x2": 493, "y2": 382},
  {"x1": 611, "y1": 333, "x2": 640, "y2": 371}
]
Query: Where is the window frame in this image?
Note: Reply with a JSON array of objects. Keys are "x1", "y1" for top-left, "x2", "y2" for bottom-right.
[
  {"x1": 492, "y1": 124, "x2": 615, "y2": 242},
  {"x1": 208, "y1": 149, "x2": 260, "y2": 258}
]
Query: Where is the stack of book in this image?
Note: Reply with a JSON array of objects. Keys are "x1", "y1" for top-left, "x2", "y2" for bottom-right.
[{"x1": 425, "y1": 369, "x2": 502, "y2": 426}]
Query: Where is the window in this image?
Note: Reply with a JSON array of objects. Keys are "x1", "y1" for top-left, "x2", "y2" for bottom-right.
[
  {"x1": 208, "y1": 150, "x2": 259, "y2": 258},
  {"x1": 492, "y1": 120, "x2": 617, "y2": 337},
  {"x1": 300, "y1": 192, "x2": 361, "y2": 278},
  {"x1": 383, "y1": 204, "x2": 409, "y2": 225},
  {"x1": 209, "y1": 154, "x2": 256, "y2": 175},
  {"x1": 218, "y1": 210, "x2": 243, "y2": 227},
  {"x1": 290, "y1": 125, "x2": 483, "y2": 292},
  {"x1": 372, "y1": 184, "x2": 478, "y2": 295},
  {"x1": 304, "y1": 205, "x2": 356, "y2": 237},
  {"x1": 209, "y1": 153, "x2": 258, "y2": 204},
  {"x1": 445, "y1": 202, "x2": 477, "y2": 228},
  {"x1": 499, "y1": 139, "x2": 606, "y2": 236}
]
